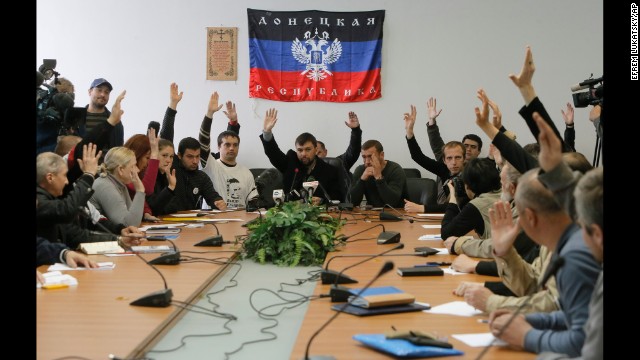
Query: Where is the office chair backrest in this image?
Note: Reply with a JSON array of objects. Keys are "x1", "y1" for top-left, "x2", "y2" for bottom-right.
[
  {"x1": 250, "y1": 168, "x2": 268, "y2": 180},
  {"x1": 322, "y1": 157, "x2": 350, "y2": 202},
  {"x1": 405, "y1": 177, "x2": 438, "y2": 209},
  {"x1": 403, "y1": 168, "x2": 422, "y2": 178}
]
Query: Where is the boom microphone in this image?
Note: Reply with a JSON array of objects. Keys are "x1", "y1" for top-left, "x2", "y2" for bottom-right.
[
  {"x1": 570, "y1": 76, "x2": 603, "y2": 92},
  {"x1": 303, "y1": 261, "x2": 394, "y2": 360},
  {"x1": 383, "y1": 204, "x2": 414, "y2": 223},
  {"x1": 328, "y1": 244, "x2": 404, "y2": 303},
  {"x1": 77, "y1": 207, "x2": 173, "y2": 307},
  {"x1": 321, "y1": 242, "x2": 402, "y2": 285}
]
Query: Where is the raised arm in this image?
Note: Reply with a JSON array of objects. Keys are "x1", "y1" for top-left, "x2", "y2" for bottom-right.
[
  {"x1": 426, "y1": 97, "x2": 445, "y2": 161},
  {"x1": 336, "y1": 111, "x2": 362, "y2": 171},
  {"x1": 159, "y1": 83, "x2": 183, "y2": 142},
  {"x1": 259, "y1": 108, "x2": 289, "y2": 171},
  {"x1": 198, "y1": 91, "x2": 223, "y2": 166},
  {"x1": 560, "y1": 102, "x2": 576, "y2": 151}
]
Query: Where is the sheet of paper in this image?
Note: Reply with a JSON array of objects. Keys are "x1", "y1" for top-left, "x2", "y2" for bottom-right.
[
  {"x1": 423, "y1": 301, "x2": 483, "y2": 317},
  {"x1": 416, "y1": 213, "x2": 444, "y2": 218},
  {"x1": 451, "y1": 333, "x2": 507, "y2": 347},
  {"x1": 421, "y1": 224, "x2": 442, "y2": 229},
  {"x1": 37, "y1": 271, "x2": 78, "y2": 288},
  {"x1": 139, "y1": 223, "x2": 186, "y2": 231},
  {"x1": 418, "y1": 234, "x2": 442, "y2": 240},
  {"x1": 47, "y1": 262, "x2": 116, "y2": 271},
  {"x1": 185, "y1": 223, "x2": 205, "y2": 228},
  {"x1": 168, "y1": 213, "x2": 200, "y2": 217},
  {"x1": 443, "y1": 266, "x2": 469, "y2": 275},
  {"x1": 433, "y1": 247, "x2": 449, "y2": 254}
]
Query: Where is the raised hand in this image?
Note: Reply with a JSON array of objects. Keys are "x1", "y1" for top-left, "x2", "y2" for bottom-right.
[
  {"x1": 148, "y1": 127, "x2": 159, "y2": 159},
  {"x1": 263, "y1": 108, "x2": 278, "y2": 132},
  {"x1": 108, "y1": 90, "x2": 127, "y2": 125},
  {"x1": 169, "y1": 82, "x2": 183, "y2": 110},
  {"x1": 427, "y1": 97, "x2": 442, "y2": 125},
  {"x1": 508, "y1": 46, "x2": 537, "y2": 104},
  {"x1": 345, "y1": 111, "x2": 360, "y2": 128},
  {"x1": 489, "y1": 201, "x2": 520, "y2": 257},
  {"x1": 560, "y1": 102, "x2": 574, "y2": 126},
  {"x1": 403, "y1": 105, "x2": 417, "y2": 138},
  {"x1": 206, "y1": 91, "x2": 223, "y2": 118},
  {"x1": 475, "y1": 88, "x2": 499, "y2": 140},
  {"x1": 534, "y1": 112, "x2": 563, "y2": 172},
  {"x1": 166, "y1": 168, "x2": 177, "y2": 191},
  {"x1": 488, "y1": 98, "x2": 503, "y2": 130},
  {"x1": 77, "y1": 143, "x2": 101, "y2": 176},
  {"x1": 223, "y1": 101, "x2": 238, "y2": 123},
  {"x1": 508, "y1": 45, "x2": 535, "y2": 89}
]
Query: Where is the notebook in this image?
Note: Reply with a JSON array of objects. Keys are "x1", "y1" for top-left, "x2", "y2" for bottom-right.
[
  {"x1": 79, "y1": 241, "x2": 125, "y2": 255},
  {"x1": 331, "y1": 302, "x2": 430, "y2": 316}
]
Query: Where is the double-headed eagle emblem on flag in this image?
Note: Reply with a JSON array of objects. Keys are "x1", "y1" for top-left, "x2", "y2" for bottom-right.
[{"x1": 291, "y1": 28, "x2": 342, "y2": 81}]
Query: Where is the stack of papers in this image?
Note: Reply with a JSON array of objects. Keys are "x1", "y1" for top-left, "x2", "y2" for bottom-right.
[
  {"x1": 37, "y1": 271, "x2": 78, "y2": 288},
  {"x1": 47, "y1": 262, "x2": 116, "y2": 271},
  {"x1": 79, "y1": 241, "x2": 125, "y2": 255}
]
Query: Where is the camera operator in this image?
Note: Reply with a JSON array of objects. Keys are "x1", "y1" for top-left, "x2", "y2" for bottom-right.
[{"x1": 36, "y1": 74, "x2": 76, "y2": 155}]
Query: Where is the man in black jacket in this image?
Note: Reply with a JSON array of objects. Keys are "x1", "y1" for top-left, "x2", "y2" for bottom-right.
[{"x1": 259, "y1": 108, "x2": 341, "y2": 205}]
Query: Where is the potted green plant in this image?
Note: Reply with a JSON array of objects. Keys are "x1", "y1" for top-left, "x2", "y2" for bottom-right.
[{"x1": 241, "y1": 202, "x2": 346, "y2": 266}]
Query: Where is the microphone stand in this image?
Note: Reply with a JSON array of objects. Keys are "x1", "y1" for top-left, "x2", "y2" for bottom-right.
[
  {"x1": 329, "y1": 244, "x2": 404, "y2": 302},
  {"x1": 303, "y1": 261, "x2": 395, "y2": 360},
  {"x1": 77, "y1": 207, "x2": 173, "y2": 307}
]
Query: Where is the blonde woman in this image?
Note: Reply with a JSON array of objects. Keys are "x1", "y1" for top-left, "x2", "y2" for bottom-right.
[{"x1": 90, "y1": 146, "x2": 145, "y2": 227}]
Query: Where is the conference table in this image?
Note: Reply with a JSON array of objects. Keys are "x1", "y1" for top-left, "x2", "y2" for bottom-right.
[{"x1": 36, "y1": 208, "x2": 535, "y2": 359}]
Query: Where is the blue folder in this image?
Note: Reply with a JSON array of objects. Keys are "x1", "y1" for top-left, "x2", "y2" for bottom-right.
[{"x1": 353, "y1": 334, "x2": 463, "y2": 358}]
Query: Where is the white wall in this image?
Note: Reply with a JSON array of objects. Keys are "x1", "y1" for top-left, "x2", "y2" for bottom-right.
[{"x1": 37, "y1": 0, "x2": 603, "y2": 176}]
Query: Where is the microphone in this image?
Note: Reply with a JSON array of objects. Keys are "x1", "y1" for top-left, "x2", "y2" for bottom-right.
[
  {"x1": 77, "y1": 207, "x2": 173, "y2": 307},
  {"x1": 334, "y1": 223, "x2": 385, "y2": 243},
  {"x1": 328, "y1": 245, "x2": 403, "y2": 302},
  {"x1": 302, "y1": 180, "x2": 319, "y2": 202},
  {"x1": 288, "y1": 168, "x2": 300, "y2": 201},
  {"x1": 194, "y1": 223, "x2": 227, "y2": 247},
  {"x1": 147, "y1": 238, "x2": 181, "y2": 265},
  {"x1": 474, "y1": 256, "x2": 565, "y2": 360},
  {"x1": 314, "y1": 180, "x2": 339, "y2": 209},
  {"x1": 245, "y1": 186, "x2": 259, "y2": 212},
  {"x1": 320, "y1": 238, "x2": 400, "y2": 284},
  {"x1": 570, "y1": 76, "x2": 603, "y2": 92},
  {"x1": 382, "y1": 204, "x2": 414, "y2": 223},
  {"x1": 273, "y1": 189, "x2": 284, "y2": 206},
  {"x1": 303, "y1": 261, "x2": 394, "y2": 360}
]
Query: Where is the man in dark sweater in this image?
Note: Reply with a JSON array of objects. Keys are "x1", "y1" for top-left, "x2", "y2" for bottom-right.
[
  {"x1": 259, "y1": 108, "x2": 341, "y2": 204},
  {"x1": 349, "y1": 140, "x2": 407, "y2": 208}
]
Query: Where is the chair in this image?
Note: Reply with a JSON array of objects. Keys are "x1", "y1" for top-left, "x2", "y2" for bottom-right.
[
  {"x1": 322, "y1": 157, "x2": 350, "y2": 202},
  {"x1": 405, "y1": 178, "x2": 438, "y2": 210},
  {"x1": 250, "y1": 168, "x2": 267, "y2": 180},
  {"x1": 254, "y1": 168, "x2": 284, "y2": 208},
  {"x1": 403, "y1": 168, "x2": 422, "y2": 178}
]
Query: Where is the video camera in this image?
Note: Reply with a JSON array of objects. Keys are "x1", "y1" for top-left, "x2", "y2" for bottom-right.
[
  {"x1": 571, "y1": 75, "x2": 603, "y2": 108},
  {"x1": 36, "y1": 59, "x2": 76, "y2": 141}
]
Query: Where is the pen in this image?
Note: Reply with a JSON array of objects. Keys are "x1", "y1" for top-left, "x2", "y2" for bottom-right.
[
  {"x1": 414, "y1": 262, "x2": 451, "y2": 267},
  {"x1": 477, "y1": 319, "x2": 489, "y2": 324}
]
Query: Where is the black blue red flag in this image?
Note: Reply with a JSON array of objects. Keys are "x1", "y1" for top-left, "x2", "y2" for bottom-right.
[{"x1": 248, "y1": 9, "x2": 385, "y2": 102}]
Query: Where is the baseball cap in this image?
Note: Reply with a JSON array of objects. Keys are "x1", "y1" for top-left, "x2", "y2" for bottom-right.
[{"x1": 90, "y1": 78, "x2": 113, "y2": 91}]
